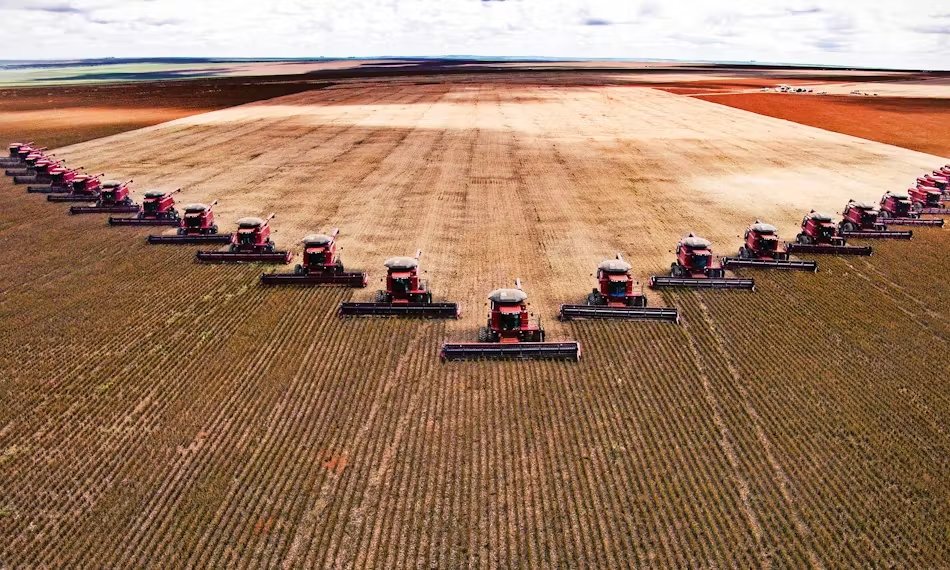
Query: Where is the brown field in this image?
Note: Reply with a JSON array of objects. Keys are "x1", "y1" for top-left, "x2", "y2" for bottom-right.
[
  {"x1": 698, "y1": 92, "x2": 950, "y2": 157},
  {"x1": 1, "y1": 68, "x2": 948, "y2": 567}
]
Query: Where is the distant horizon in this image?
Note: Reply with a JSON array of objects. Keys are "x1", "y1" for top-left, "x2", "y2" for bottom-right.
[{"x1": 0, "y1": 56, "x2": 944, "y2": 73}]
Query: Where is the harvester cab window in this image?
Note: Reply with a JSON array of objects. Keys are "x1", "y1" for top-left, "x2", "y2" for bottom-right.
[
  {"x1": 607, "y1": 280, "x2": 626, "y2": 297},
  {"x1": 692, "y1": 254, "x2": 709, "y2": 269},
  {"x1": 307, "y1": 249, "x2": 326, "y2": 264},
  {"x1": 499, "y1": 311, "x2": 520, "y2": 330},
  {"x1": 391, "y1": 276, "x2": 410, "y2": 294},
  {"x1": 927, "y1": 193, "x2": 940, "y2": 205},
  {"x1": 237, "y1": 231, "x2": 255, "y2": 245},
  {"x1": 144, "y1": 200, "x2": 158, "y2": 212}
]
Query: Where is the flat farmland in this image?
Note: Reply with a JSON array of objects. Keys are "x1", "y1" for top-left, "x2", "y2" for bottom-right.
[{"x1": 1, "y1": 78, "x2": 948, "y2": 567}]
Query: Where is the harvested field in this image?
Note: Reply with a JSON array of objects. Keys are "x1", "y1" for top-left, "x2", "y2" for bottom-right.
[
  {"x1": 1, "y1": 77, "x2": 948, "y2": 567},
  {"x1": 697, "y1": 92, "x2": 950, "y2": 157}
]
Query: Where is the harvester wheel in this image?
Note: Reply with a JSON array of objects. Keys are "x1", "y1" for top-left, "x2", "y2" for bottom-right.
[
  {"x1": 177, "y1": 227, "x2": 186, "y2": 235},
  {"x1": 210, "y1": 225, "x2": 218, "y2": 234},
  {"x1": 738, "y1": 247, "x2": 749, "y2": 259},
  {"x1": 878, "y1": 210, "x2": 890, "y2": 219},
  {"x1": 628, "y1": 295, "x2": 647, "y2": 308},
  {"x1": 294, "y1": 264, "x2": 305, "y2": 275},
  {"x1": 477, "y1": 327, "x2": 492, "y2": 343},
  {"x1": 911, "y1": 203, "x2": 922, "y2": 213},
  {"x1": 797, "y1": 233, "x2": 812, "y2": 245},
  {"x1": 708, "y1": 268, "x2": 725, "y2": 279},
  {"x1": 335, "y1": 259, "x2": 344, "y2": 274},
  {"x1": 375, "y1": 290, "x2": 391, "y2": 303},
  {"x1": 841, "y1": 222, "x2": 856, "y2": 232},
  {"x1": 586, "y1": 290, "x2": 605, "y2": 306},
  {"x1": 671, "y1": 263, "x2": 685, "y2": 278}
]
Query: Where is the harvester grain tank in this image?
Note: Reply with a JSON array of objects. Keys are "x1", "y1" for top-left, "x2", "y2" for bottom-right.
[
  {"x1": 877, "y1": 192, "x2": 944, "y2": 227},
  {"x1": 650, "y1": 234, "x2": 755, "y2": 290},
  {"x1": 441, "y1": 280, "x2": 580, "y2": 361},
  {"x1": 558, "y1": 254, "x2": 679, "y2": 321},
  {"x1": 109, "y1": 189, "x2": 181, "y2": 226},
  {"x1": 260, "y1": 229, "x2": 367, "y2": 287},
  {"x1": 786, "y1": 211, "x2": 872, "y2": 256},
  {"x1": 69, "y1": 180, "x2": 139, "y2": 214},
  {"x1": 196, "y1": 213, "x2": 292, "y2": 263},
  {"x1": 722, "y1": 221, "x2": 818, "y2": 271},
  {"x1": 147, "y1": 200, "x2": 232, "y2": 244},
  {"x1": 837, "y1": 200, "x2": 912, "y2": 239},
  {"x1": 339, "y1": 252, "x2": 457, "y2": 317}
]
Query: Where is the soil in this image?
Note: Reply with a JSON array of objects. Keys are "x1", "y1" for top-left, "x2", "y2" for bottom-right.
[{"x1": 696, "y1": 93, "x2": 950, "y2": 157}]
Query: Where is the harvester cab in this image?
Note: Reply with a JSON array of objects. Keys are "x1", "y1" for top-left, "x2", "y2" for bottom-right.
[
  {"x1": 839, "y1": 199, "x2": 912, "y2": 239},
  {"x1": 338, "y1": 251, "x2": 458, "y2": 317},
  {"x1": 260, "y1": 229, "x2": 368, "y2": 287},
  {"x1": 558, "y1": 254, "x2": 679, "y2": 321},
  {"x1": 909, "y1": 185, "x2": 944, "y2": 209},
  {"x1": 380, "y1": 253, "x2": 431, "y2": 304},
  {"x1": 878, "y1": 191, "x2": 945, "y2": 227},
  {"x1": 109, "y1": 189, "x2": 181, "y2": 226},
  {"x1": 722, "y1": 221, "x2": 817, "y2": 271},
  {"x1": 441, "y1": 280, "x2": 580, "y2": 361},
  {"x1": 879, "y1": 192, "x2": 913, "y2": 218},
  {"x1": 918, "y1": 175, "x2": 948, "y2": 192},
  {"x1": 788, "y1": 211, "x2": 872, "y2": 255},
  {"x1": 147, "y1": 201, "x2": 232, "y2": 244},
  {"x1": 650, "y1": 234, "x2": 755, "y2": 290},
  {"x1": 181, "y1": 201, "x2": 219, "y2": 234},
  {"x1": 195, "y1": 213, "x2": 292, "y2": 263}
]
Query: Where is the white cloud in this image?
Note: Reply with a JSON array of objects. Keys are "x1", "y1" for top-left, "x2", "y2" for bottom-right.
[{"x1": 0, "y1": 0, "x2": 945, "y2": 69}]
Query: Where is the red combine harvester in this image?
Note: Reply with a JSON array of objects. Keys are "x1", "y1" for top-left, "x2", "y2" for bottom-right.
[
  {"x1": 787, "y1": 211, "x2": 872, "y2": 255},
  {"x1": 26, "y1": 166, "x2": 82, "y2": 193},
  {"x1": 558, "y1": 254, "x2": 679, "y2": 321},
  {"x1": 260, "y1": 229, "x2": 367, "y2": 287},
  {"x1": 0, "y1": 142, "x2": 34, "y2": 167},
  {"x1": 722, "y1": 221, "x2": 818, "y2": 271},
  {"x1": 47, "y1": 173, "x2": 104, "y2": 203},
  {"x1": 877, "y1": 191, "x2": 944, "y2": 227},
  {"x1": 918, "y1": 174, "x2": 948, "y2": 192},
  {"x1": 4, "y1": 149, "x2": 48, "y2": 175},
  {"x1": 13, "y1": 157, "x2": 62, "y2": 184},
  {"x1": 70, "y1": 180, "x2": 138, "y2": 214},
  {"x1": 195, "y1": 213, "x2": 292, "y2": 263},
  {"x1": 837, "y1": 200, "x2": 912, "y2": 239},
  {"x1": 148, "y1": 201, "x2": 232, "y2": 244},
  {"x1": 339, "y1": 252, "x2": 458, "y2": 317},
  {"x1": 650, "y1": 234, "x2": 755, "y2": 290},
  {"x1": 441, "y1": 280, "x2": 580, "y2": 361},
  {"x1": 909, "y1": 185, "x2": 950, "y2": 215},
  {"x1": 109, "y1": 189, "x2": 181, "y2": 226}
]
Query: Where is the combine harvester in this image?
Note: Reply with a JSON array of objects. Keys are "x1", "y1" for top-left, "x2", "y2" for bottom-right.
[
  {"x1": 26, "y1": 167, "x2": 83, "y2": 194},
  {"x1": 69, "y1": 180, "x2": 138, "y2": 214},
  {"x1": 339, "y1": 252, "x2": 457, "y2": 317},
  {"x1": 12, "y1": 157, "x2": 62, "y2": 185},
  {"x1": 650, "y1": 234, "x2": 755, "y2": 290},
  {"x1": 910, "y1": 184, "x2": 950, "y2": 215},
  {"x1": 4, "y1": 149, "x2": 49, "y2": 176},
  {"x1": 722, "y1": 221, "x2": 818, "y2": 271},
  {"x1": 787, "y1": 211, "x2": 872, "y2": 256},
  {"x1": 877, "y1": 192, "x2": 944, "y2": 227},
  {"x1": 147, "y1": 201, "x2": 232, "y2": 244},
  {"x1": 261, "y1": 229, "x2": 367, "y2": 287},
  {"x1": 918, "y1": 173, "x2": 948, "y2": 193},
  {"x1": 441, "y1": 280, "x2": 580, "y2": 361},
  {"x1": 0, "y1": 142, "x2": 36, "y2": 167},
  {"x1": 109, "y1": 189, "x2": 181, "y2": 226},
  {"x1": 47, "y1": 173, "x2": 105, "y2": 203},
  {"x1": 558, "y1": 254, "x2": 679, "y2": 322},
  {"x1": 837, "y1": 200, "x2": 912, "y2": 239},
  {"x1": 195, "y1": 213, "x2": 291, "y2": 263}
]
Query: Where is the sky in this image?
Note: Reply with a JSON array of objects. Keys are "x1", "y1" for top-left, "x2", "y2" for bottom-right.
[{"x1": 0, "y1": 0, "x2": 947, "y2": 69}]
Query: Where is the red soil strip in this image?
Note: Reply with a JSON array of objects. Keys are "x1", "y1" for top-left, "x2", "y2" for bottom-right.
[
  {"x1": 697, "y1": 93, "x2": 950, "y2": 157},
  {"x1": 0, "y1": 78, "x2": 330, "y2": 149}
]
